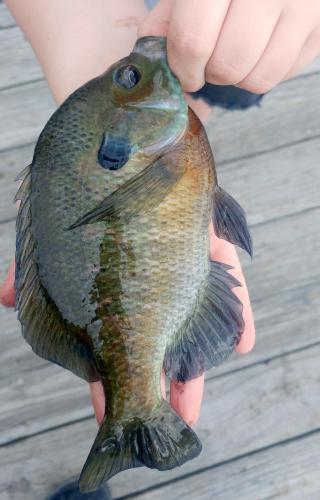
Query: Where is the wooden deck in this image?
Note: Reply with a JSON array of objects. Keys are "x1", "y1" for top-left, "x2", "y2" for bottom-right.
[{"x1": 1, "y1": 3, "x2": 320, "y2": 499}]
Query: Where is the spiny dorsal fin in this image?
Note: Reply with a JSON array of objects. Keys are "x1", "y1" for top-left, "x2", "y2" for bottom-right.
[
  {"x1": 15, "y1": 164, "x2": 32, "y2": 183},
  {"x1": 15, "y1": 165, "x2": 99, "y2": 382}
]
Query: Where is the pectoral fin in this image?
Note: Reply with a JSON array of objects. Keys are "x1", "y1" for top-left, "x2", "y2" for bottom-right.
[
  {"x1": 69, "y1": 150, "x2": 185, "y2": 229},
  {"x1": 213, "y1": 185, "x2": 253, "y2": 257},
  {"x1": 15, "y1": 165, "x2": 99, "y2": 382}
]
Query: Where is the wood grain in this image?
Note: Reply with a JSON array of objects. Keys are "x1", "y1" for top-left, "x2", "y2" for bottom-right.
[
  {"x1": 0, "y1": 4, "x2": 15, "y2": 29},
  {"x1": 0, "y1": 344, "x2": 319, "y2": 499},
  {"x1": 1, "y1": 278, "x2": 319, "y2": 446},
  {"x1": 1, "y1": 15, "x2": 320, "y2": 500},
  {"x1": 0, "y1": 80, "x2": 55, "y2": 152},
  {"x1": 1, "y1": 200, "x2": 319, "y2": 443},
  {"x1": 130, "y1": 431, "x2": 320, "y2": 500},
  {"x1": 1, "y1": 135, "x2": 320, "y2": 226},
  {"x1": 206, "y1": 72, "x2": 320, "y2": 164},
  {"x1": 0, "y1": 28, "x2": 44, "y2": 90}
]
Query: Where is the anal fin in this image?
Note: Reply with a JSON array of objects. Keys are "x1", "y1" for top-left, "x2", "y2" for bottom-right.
[
  {"x1": 213, "y1": 185, "x2": 253, "y2": 257},
  {"x1": 163, "y1": 261, "x2": 244, "y2": 382}
]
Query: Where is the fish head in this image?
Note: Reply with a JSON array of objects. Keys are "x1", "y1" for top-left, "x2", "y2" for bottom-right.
[{"x1": 97, "y1": 36, "x2": 188, "y2": 173}]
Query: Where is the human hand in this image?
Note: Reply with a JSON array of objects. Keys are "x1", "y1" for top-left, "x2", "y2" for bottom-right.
[
  {"x1": 139, "y1": 0, "x2": 320, "y2": 93},
  {"x1": 1, "y1": 228, "x2": 255, "y2": 426},
  {"x1": 0, "y1": 258, "x2": 15, "y2": 308}
]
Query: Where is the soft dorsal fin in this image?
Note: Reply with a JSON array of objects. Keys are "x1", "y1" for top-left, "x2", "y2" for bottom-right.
[
  {"x1": 163, "y1": 261, "x2": 244, "y2": 382},
  {"x1": 213, "y1": 185, "x2": 253, "y2": 257},
  {"x1": 15, "y1": 164, "x2": 99, "y2": 382}
]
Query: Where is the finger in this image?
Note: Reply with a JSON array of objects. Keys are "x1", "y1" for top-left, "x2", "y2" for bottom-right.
[
  {"x1": 238, "y1": 13, "x2": 310, "y2": 93},
  {"x1": 170, "y1": 373, "x2": 204, "y2": 427},
  {"x1": 89, "y1": 381, "x2": 105, "y2": 425},
  {"x1": 184, "y1": 93, "x2": 212, "y2": 123},
  {"x1": 206, "y1": 0, "x2": 281, "y2": 85},
  {"x1": 160, "y1": 369, "x2": 167, "y2": 399},
  {"x1": 167, "y1": 0, "x2": 232, "y2": 91},
  {"x1": 0, "y1": 258, "x2": 15, "y2": 308},
  {"x1": 284, "y1": 26, "x2": 320, "y2": 80},
  {"x1": 138, "y1": 0, "x2": 174, "y2": 37},
  {"x1": 210, "y1": 224, "x2": 255, "y2": 354}
]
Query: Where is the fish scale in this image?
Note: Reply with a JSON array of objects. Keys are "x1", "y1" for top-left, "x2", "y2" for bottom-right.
[{"x1": 15, "y1": 36, "x2": 252, "y2": 493}]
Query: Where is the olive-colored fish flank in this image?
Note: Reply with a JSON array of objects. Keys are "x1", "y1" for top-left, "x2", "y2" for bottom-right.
[{"x1": 15, "y1": 36, "x2": 252, "y2": 493}]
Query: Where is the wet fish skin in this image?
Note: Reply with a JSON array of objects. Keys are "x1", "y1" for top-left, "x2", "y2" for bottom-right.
[{"x1": 15, "y1": 36, "x2": 252, "y2": 493}]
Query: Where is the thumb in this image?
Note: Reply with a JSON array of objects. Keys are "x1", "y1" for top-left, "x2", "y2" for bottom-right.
[
  {"x1": 89, "y1": 381, "x2": 105, "y2": 425},
  {"x1": 138, "y1": 0, "x2": 174, "y2": 38},
  {"x1": 0, "y1": 258, "x2": 16, "y2": 308}
]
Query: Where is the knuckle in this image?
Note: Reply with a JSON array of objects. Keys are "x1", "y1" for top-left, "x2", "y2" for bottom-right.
[
  {"x1": 170, "y1": 31, "x2": 205, "y2": 61},
  {"x1": 240, "y1": 76, "x2": 273, "y2": 94},
  {"x1": 168, "y1": 62, "x2": 204, "y2": 92},
  {"x1": 206, "y1": 58, "x2": 245, "y2": 85},
  {"x1": 181, "y1": 78, "x2": 203, "y2": 93}
]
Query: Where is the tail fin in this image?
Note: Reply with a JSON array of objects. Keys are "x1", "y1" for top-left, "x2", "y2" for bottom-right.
[{"x1": 79, "y1": 400, "x2": 201, "y2": 493}]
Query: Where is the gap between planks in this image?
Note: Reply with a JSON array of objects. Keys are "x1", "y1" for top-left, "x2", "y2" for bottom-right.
[
  {"x1": 1, "y1": 343, "x2": 320, "y2": 499},
  {"x1": 118, "y1": 428, "x2": 320, "y2": 500},
  {"x1": 1, "y1": 338, "x2": 320, "y2": 450},
  {"x1": 1, "y1": 128, "x2": 320, "y2": 226}
]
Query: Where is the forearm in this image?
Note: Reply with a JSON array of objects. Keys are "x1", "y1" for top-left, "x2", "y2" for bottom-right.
[{"x1": 5, "y1": 0, "x2": 148, "y2": 104}]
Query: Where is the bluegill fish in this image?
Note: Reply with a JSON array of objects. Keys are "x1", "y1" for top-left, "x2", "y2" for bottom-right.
[{"x1": 15, "y1": 36, "x2": 252, "y2": 492}]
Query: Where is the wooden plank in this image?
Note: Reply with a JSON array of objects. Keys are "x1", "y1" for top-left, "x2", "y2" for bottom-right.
[
  {"x1": 1, "y1": 131, "x2": 320, "y2": 228},
  {"x1": 218, "y1": 135, "x2": 320, "y2": 226},
  {"x1": 0, "y1": 63, "x2": 320, "y2": 156},
  {"x1": 1, "y1": 344, "x2": 320, "y2": 499},
  {"x1": 1, "y1": 203, "x2": 319, "y2": 362},
  {"x1": 206, "y1": 71, "x2": 320, "y2": 164},
  {"x1": 0, "y1": 4, "x2": 15, "y2": 29},
  {"x1": 1, "y1": 277, "x2": 319, "y2": 445},
  {"x1": 2, "y1": 276, "x2": 320, "y2": 444},
  {"x1": 130, "y1": 431, "x2": 320, "y2": 500},
  {"x1": 0, "y1": 27, "x2": 44, "y2": 90},
  {"x1": 243, "y1": 207, "x2": 320, "y2": 302},
  {"x1": 0, "y1": 80, "x2": 55, "y2": 152},
  {"x1": 6, "y1": 197, "x2": 317, "y2": 306},
  {"x1": 0, "y1": 202, "x2": 319, "y2": 441}
]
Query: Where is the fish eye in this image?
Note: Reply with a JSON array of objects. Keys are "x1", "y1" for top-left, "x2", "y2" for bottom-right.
[{"x1": 114, "y1": 65, "x2": 141, "y2": 89}]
